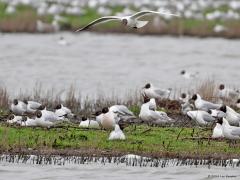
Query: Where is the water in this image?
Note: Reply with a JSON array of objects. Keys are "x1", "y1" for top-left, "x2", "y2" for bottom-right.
[
  {"x1": 1, "y1": 33, "x2": 240, "y2": 178},
  {"x1": 0, "y1": 161, "x2": 240, "y2": 180},
  {"x1": 0, "y1": 32, "x2": 240, "y2": 97}
]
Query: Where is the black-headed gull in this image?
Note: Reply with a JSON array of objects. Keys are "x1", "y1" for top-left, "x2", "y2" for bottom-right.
[
  {"x1": 180, "y1": 70, "x2": 198, "y2": 79},
  {"x1": 218, "y1": 118, "x2": 240, "y2": 140},
  {"x1": 143, "y1": 95, "x2": 157, "y2": 111},
  {"x1": 109, "y1": 105, "x2": 135, "y2": 117},
  {"x1": 179, "y1": 93, "x2": 189, "y2": 104},
  {"x1": 236, "y1": 99, "x2": 240, "y2": 109},
  {"x1": 108, "y1": 124, "x2": 126, "y2": 140},
  {"x1": 39, "y1": 106, "x2": 65, "y2": 122},
  {"x1": 179, "y1": 93, "x2": 194, "y2": 114},
  {"x1": 139, "y1": 98, "x2": 173, "y2": 125},
  {"x1": 26, "y1": 100, "x2": 42, "y2": 114},
  {"x1": 76, "y1": 10, "x2": 179, "y2": 31},
  {"x1": 93, "y1": 110, "x2": 103, "y2": 127},
  {"x1": 101, "y1": 107, "x2": 119, "y2": 130},
  {"x1": 10, "y1": 99, "x2": 27, "y2": 115},
  {"x1": 208, "y1": 109, "x2": 226, "y2": 118},
  {"x1": 18, "y1": 117, "x2": 37, "y2": 127},
  {"x1": 212, "y1": 122, "x2": 224, "y2": 138},
  {"x1": 79, "y1": 117, "x2": 100, "y2": 129},
  {"x1": 218, "y1": 84, "x2": 239, "y2": 99},
  {"x1": 191, "y1": 94, "x2": 221, "y2": 111},
  {"x1": 57, "y1": 36, "x2": 69, "y2": 46},
  {"x1": 187, "y1": 110, "x2": 215, "y2": 126},
  {"x1": 7, "y1": 114, "x2": 22, "y2": 124},
  {"x1": 218, "y1": 105, "x2": 240, "y2": 126},
  {"x1": 55, "y1": 104, "x2": 75, "y2": 118},
  {"x1": 35, "y1": 110, "x2": 62, "y2": 127},
  {"x1": 142, "y1": 83, "x2": 171, "y2": 99}
]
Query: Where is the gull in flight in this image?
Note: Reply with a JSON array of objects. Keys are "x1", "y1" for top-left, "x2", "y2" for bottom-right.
[{"x1": 75, "y1": 10, "x2": 180, "y2": 32}]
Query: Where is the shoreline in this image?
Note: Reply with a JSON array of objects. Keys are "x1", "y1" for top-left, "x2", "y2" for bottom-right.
[
  {"x1": 1, "y1": 148, "x2": 240, "y2": 162},
  {"x1": 1, "y1": 124, "x2": 240, "y2": 161},
  {"x1": 1, "y1": 27, "x2": 240, "y2": 39}
]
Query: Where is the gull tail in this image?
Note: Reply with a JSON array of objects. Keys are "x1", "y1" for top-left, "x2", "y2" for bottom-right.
[{"x1": 136, "y1": 20, "x2": 149, "y2": 28}]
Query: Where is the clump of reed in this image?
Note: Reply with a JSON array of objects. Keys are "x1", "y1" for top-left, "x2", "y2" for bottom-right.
[
  {"x1": 0, "y1": 87, "x2": 9, "y2": 110},
  {"x1": 196, "y1": 79, "x2": 218, "y2": 102},
  {"x1": 0, "y1": 79, "x2": 238, "y2": 118}
]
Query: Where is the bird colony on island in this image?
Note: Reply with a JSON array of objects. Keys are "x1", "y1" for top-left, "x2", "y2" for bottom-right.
[
  {"x1": 7, "y1": 82, "x2": 240, "y2": 141},
  {"x1": 1, "y1": 0, "x2": 240, "y2": 34}
]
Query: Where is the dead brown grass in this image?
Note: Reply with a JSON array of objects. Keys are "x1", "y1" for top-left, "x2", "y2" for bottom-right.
[
  {"x1": 0, "y1": 87, "x2": 9, "y2": 110},
  {"x1": 196, "y1": 79, "x2": 217, "y2": 102},
  {"x1": 0, "y1": 11, "x2": 36, "y2": 32}
]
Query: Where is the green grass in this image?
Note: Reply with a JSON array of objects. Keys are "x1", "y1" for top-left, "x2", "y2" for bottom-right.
[
  {"x1": 204, "y1": 5, "x2": 230, "y2": 15},
  {"x1": 0, "y1": 124, "x2": 239, "y2": 157}
]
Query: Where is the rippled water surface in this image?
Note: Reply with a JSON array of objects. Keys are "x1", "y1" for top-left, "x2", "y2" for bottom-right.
[
  {"x1": 1, "y1": 162, "x2": 240, "y2": 180},
  {"x1": 0, "y1": 33, "x2": 239, "y2": 96}
]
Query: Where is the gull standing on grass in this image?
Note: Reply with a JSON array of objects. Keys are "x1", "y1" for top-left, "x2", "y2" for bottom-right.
[
  {"x1": 179, "y1": 93, "x2": 194, "y2": 115},
  {"x1": 218, "y1": 105, "x2": 240, "y2": 126},
  {"x1": 142, "y1": 83, "x2": 172, "y2": 99},
  {"x1": 139, "y1": 97, "x2": 173, "y2": 125},
  {"x1": 10, "y1": 99, "x2": 27, "y2": 115},
  {"x1": 7, "y1": 114, "x2": 23, "y2": 124},
  {"x1": 18, "y1": 117, "x2": 37, "y2": 127},
  {"x1": 79, "y1": 117, "x2": 100, "y2": 129},
  {"x1": 75, "y1": 10, "x2": 179, "y2": 31},
  {"x1": 55, "y1": 104, "x2": 75, "y2": 118},
  {"x1": 109, "y1": 105, "x2": 135, "y2": 117},
  {"x1": 187, "y1": 110, "x2": 215, "y2": 126},
  {"x1": 191, "y1": 94, "x2": 221, "y2": 111},
  {"x1": 218, "y1": 118, "x2": 240, "y2": 140},
  {"x1": 26, "y1": 100, "x2": 42, "y2": 114},
  {"x1": 101, "y1": 107, "x2": 119, "y2": 130},
  {"x1": 208, "y1": 109, "x2": 226, "y2": 118},
  {"x1": 108, "y1": 124, "x2": 126, "y2": 140},
  {"x1": 212, "y1": 121, "x2": 224, "y2": 138}
]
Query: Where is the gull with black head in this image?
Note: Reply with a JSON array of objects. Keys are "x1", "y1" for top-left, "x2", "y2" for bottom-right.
[{"x1": 76, "y1": 10, "x2": 179, "y2": 32}]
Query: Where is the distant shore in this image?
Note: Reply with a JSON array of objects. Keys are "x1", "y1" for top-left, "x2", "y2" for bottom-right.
[{"x1": 1, "y1": 2, "x2": 240, "y2": 38}]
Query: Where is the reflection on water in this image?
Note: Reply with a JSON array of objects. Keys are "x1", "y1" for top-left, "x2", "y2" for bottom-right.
[
  {"x1": 0, "y1": 161, "x2": 240, "y2": 180},
  {"x1": 0, "y1": 155, "x2": 240, "y2": 180},
  {"x1": 0, "y1": 33, "x2": 240, "y2": 97}
]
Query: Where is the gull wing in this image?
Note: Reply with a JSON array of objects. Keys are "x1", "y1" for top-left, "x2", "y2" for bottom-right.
[
  {"x1": 231, "y1": 126, "x2": 240, "y2": 136},
  {"x1": 131, "y1": 10, "x2": 180, "y2": 20},
  {"x1": 75, "y1": 16, "x2": 121, "y2": 32},
  {"x1": 154, "y1": 89, "x2": 170, "y2": 97},
  {"x1": 202, "y1": 113, "x2": 215, "y2": 122},
  {"x1": 202, "y1": 100, "x2": 221, "y2": 110},
  {"x1": 114, "y1": 105, "x2": 135, "y2": 116}
]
